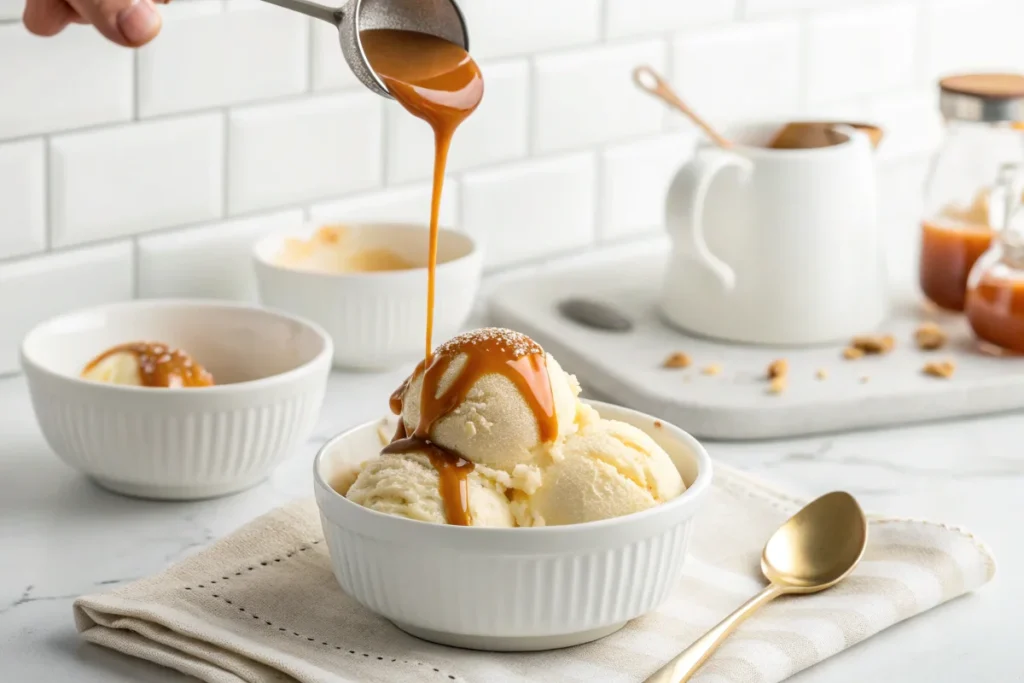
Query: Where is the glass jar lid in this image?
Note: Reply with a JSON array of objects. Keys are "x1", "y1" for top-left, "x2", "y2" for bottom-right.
[{"x1": 939, "y1": 73, "x2": 1024, "y2": 123}]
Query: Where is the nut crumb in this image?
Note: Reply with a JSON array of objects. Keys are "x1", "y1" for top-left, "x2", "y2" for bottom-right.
[
  {"x1": 843, "y1": 346, "x2": 865, "y2": 360},
  {"x1": 653, "y1": 420, "x2": 662, "y2": 428},
  {"x1": 815, "y1": 368, "x2": 828, "y2": 380},
  {"x1": 851, "y1": 334, "x2": 895, "y2": 355},
  {"x1": 915, "y1": 322, "x2": 947, "y2": 351},
  {"x1": 767, "y1": 375, "x2": 787, "y2": 395},
  {"x1": 662, "y1": 351, "x2": 691, "y2": 369},
  {"x1": 923, "y1": 359, "x2": 956, "y2": 378},
  {"x1": 860, "y1": 375, "x2": 870, "y2": 383},
  {"x1": 767, "y1": 359, "x2": 788, "y2": 380},
  {"x1": 702, "y1": 363, "x2": 722, "y2": 376}
]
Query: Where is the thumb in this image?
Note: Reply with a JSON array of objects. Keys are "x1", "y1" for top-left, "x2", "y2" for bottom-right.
[{"x1": 67, "y1": 0, "x2": 162, "y2": 47}]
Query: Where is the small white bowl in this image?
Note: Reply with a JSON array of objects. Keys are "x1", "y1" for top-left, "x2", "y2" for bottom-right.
[
  {"x1": 21, "y1": 300, "x2": 332, "y2": 500},
  {"x1": 252, "y1": 223, "x2": 482, "y2": 370},
  {"x1": 313, "y1": 401, "x2": 713, "y2": 651}
]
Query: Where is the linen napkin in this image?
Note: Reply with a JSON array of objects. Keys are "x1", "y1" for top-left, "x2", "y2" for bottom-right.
[{"x1": 74, "y1": 464, "x2": 995, "y2": 683}]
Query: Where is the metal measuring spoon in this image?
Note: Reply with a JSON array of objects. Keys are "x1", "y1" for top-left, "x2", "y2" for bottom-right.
[{"x1": 259, "y1": 0, "x2": 470, "y2": 98}]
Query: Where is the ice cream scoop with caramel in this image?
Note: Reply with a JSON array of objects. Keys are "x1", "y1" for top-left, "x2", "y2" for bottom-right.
[
  {"x1": 340, "y1": 328, "x2": 685, "y2": 528},
  {"x1": 81, "y1": 342, "x2": 213, "y2": 388}
]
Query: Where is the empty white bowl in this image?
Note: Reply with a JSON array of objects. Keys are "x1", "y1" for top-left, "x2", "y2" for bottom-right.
[
  {"x1": 21, "y1": 300, "x2": 332, "y2": 500},
  {"x1": 252, "y1": 223, "x2": 482, "y2": 370},
  {"x1": 313, "y1": 400, "x2": 713, "y2": 651}
]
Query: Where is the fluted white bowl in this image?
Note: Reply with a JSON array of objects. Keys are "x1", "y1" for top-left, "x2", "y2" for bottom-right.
[
  {"x1": 21, "y1": 300, "x2": 332, "y2": 500},
  {"x1": 252, "y1": 223, "x2": 482, "y2": 370},
  {"x1": 313, "y1": 401, "x2": 713, "y2": 651}
]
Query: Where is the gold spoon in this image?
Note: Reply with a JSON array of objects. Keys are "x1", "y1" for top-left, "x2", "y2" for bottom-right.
[
  {"x1": 644, "y1": 491, "x2": 868, "y2": 683},
  {"x1": 631, "y1": 65, "x2": 733, "y2": 149}
]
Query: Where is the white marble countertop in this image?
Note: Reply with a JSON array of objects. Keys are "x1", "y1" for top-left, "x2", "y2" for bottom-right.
[{"x1": 2, "y1": 362, "x2": 1021, "y2": 681}]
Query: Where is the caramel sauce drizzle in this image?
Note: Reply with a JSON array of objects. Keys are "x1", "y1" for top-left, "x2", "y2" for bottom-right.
[
  {"x1": 359, "y1": 29, "x2": 490, "y2": 525},
  {"x1": 82, "y1": 342, "x2": 214, "y2": 388},
  {"x1": 359, "y1": 29, "x2": 484, "y2": 360},
  {"x1": 383, "y1": 330, "x2": 557, "y2": 526}
]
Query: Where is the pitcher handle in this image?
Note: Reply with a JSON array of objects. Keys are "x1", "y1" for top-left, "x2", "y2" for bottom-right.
[{"x1": 665, "y1": 148, "x2": 753, "y2": 291}]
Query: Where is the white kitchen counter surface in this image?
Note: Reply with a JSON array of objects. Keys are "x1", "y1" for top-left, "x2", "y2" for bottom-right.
[{"x1": 1, "y1": 366, "x2": 1021, "y2": 682}]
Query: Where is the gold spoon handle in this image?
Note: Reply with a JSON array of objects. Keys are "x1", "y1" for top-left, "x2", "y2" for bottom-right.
[
  {"x1": 643, "y1": 584, "x2": 785, "y2": 683},
  {"x1": 631, "y1": 65, "x2": 732, "y2": 150}
]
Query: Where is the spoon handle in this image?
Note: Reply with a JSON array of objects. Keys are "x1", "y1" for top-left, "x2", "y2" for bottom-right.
[
  {"x1": 631, "y1": 65, "x2": 732, "y2": 150},
  {"x1": 643, "y1": 584, "x2": 784, "y2": 683},
  {"x1": 258, "y1": 0, "x2": 339, "y2": 25}
]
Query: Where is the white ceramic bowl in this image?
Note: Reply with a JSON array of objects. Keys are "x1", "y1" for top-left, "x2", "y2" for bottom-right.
[
  {"x1": 313, "y1": 401, "x2": 713, "y2": 651},
  {"x1": 252, "y1": 223, "x2": 482, "y2": 370},
  {"x1": 21, "y1": 300, "x2": 332, "y2": 500}
]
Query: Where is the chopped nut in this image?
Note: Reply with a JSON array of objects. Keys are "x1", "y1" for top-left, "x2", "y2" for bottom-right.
[
  {"x1": 843, "y1": 346, "x2": 865, "y2": 360},
  {"x1": 767, "y1": 375, "x2": 787, "y2": 394},
  {"x1": 702, "y1": 363, "x2": 722, "y2": 376},
  {"x1": 767, "y1": 359, "x2": 789, "y2": 380},
  {"x1": 851, "y1": 334, "x2": 895, "y2": 354},
  {"x1": 662, "y1": 351, "x2": 691, "y2": 369},
  {"x1": 815, "y1": 368, "x2": 828, "y2": 380},
  {"x1": 923, "y1": 359, "x2": 956, "y2": 379},
  {"x1": 915, "y1": 322, "x2": 948, "y2": 351},
  {"x1": 653, "y1": 420, "x2": 663, "y2": 428}
]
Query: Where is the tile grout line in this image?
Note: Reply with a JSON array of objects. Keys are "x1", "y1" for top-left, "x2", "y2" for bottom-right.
[
  {"x1": 42, "y1": 136, "x2": 52, "y2": 253},
  {"x1": 221, "y1": 108, "x2": 230, "y2": 219}
]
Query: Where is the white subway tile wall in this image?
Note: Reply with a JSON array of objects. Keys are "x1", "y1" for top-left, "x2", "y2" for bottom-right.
[
  {"x1": 49, "y1": 114, "x2": 224, "y2": 247},
  {"x1": 226, "y1": 92, "x2": 382, "y2": 213},
  {"x1": 462, "y1": 153, "x2": 596, "y2": 268},
  {"x1": 385, "y1": 59, "x2": 529, "y2": 183},
  {"x1": 0, "y1": 242, "x2": 133, "y2": 375},
  {"x1": 137, "y1": 209, "x2": 304, "y2": 301},
  {"x1": 0, "y1": 0, "x2": 1022, "y2": 374},
  {"x1": 0, "y1": 139, "x2": 46, "y2": 259},
  {"x1": 136, "y1": 2, "x2": 308, "y2": 118}
]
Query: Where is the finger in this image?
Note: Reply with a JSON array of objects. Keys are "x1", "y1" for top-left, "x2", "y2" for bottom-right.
[
  {"x1": 66, "y1": 0, "x2": 162, "y2": 47},
  {"x1": 23, "y1": 0, "x2": 79, "y2": 37}
]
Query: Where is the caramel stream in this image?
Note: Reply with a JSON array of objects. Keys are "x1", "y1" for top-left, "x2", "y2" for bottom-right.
[
  {"x1": 360, "y1": 29, "x2": 491, "y2": 525},
  {"x1": 362, "y1": 33, "x2": 558, "y2": 526},
  {"x1": 359, "y1": 29, "x2": 484, "y2": 360}
]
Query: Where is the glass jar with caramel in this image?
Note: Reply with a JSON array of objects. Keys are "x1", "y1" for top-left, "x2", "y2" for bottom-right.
[
  {"x1": 920, "y1": 73, "x2": 1024, "y2": 312},
  {"x1": 965, "y1": 165, "x2": 1024, "y2": 353}
]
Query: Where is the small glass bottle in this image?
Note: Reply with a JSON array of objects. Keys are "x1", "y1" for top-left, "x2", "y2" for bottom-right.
[
  {"x1": 965, "y1": 165, "x2": 1024, "y2": 353},
  {"x1": 919, "y1": 73, "x2": 1024, "y2": 312}
]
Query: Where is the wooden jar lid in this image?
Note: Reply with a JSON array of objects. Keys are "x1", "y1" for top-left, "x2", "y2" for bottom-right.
[{"x1": 939, "y1": 73, "x2": 1024, "y2": 122}]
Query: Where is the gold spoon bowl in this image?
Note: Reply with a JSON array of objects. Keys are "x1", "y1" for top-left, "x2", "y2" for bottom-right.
[{"x1": 645, "y1": 491, "x2": 868, "y2": 683}]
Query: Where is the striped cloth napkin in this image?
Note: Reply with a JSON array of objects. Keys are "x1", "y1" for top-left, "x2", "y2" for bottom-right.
[{"x1": 74, "y1": 464, "x2": 995, "y2": 683}]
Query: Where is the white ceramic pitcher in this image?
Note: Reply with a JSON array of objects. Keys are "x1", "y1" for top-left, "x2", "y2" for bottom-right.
[{"x1": 660, "y1": 121, "x2": 888, "y2": 345}]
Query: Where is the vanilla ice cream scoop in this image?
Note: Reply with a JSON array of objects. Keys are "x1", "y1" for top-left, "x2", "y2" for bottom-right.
[
  {"x1": 346, "y1": 453, "x2": 514, "y2": 527},
  {"x1": 81, "y1": 342, "x2": 213, "y2": 388},
  {"x1": 514, "y1": 419, "x2": 685, "y2": 527},
  {"x1": 397, "y1": 328, "x2": 581, "y2": 473}
]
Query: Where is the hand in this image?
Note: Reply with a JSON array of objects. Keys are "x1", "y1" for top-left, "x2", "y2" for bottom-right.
[{"x1": 23, "y1": 0, "x2": 169, "y2": 47}]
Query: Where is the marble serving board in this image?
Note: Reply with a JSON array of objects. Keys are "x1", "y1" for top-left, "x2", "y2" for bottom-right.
[{"x1": 488, "y1": 239, "x2": 1024, "y2": 440}]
